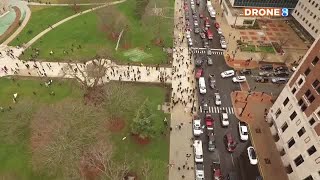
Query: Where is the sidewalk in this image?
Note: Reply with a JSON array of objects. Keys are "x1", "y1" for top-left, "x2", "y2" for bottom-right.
[
  {"x1": 211, "y1": 0, "x2": 308, "y2": 69},
  {"x1": 230, "y1": 91, "x2": 288, "y2": 180}
]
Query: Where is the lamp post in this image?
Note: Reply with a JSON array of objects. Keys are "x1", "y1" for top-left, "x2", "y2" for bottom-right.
[{"x1": 245, "y1": 90, "x2": 251, "y2": 101}]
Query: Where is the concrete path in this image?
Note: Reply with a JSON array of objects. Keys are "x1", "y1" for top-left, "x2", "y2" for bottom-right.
[
  {"x1": 26, "y1": 2, "x2": 107, "y2": 6},
  {"x1": 0, "y1": 46, "x2": 172, "y2": 85},
  {"x1": 2, "y1": 0, "x2": 31, "y2": 45},
  {"x1": 23, "y1": 0, "x2": 126, "y2": 49},
  {"x1": 168, "y1": 0, "x2": 197, "y2": 179}
]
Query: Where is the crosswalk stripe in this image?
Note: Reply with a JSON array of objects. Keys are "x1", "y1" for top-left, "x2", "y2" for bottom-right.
[
  {"x1": 226, "y1": 107, "x2": 231, "y2": 114},
  {"x1": 199, "y1": 106, "x2": 202, "y2": 113},
  {"x1": 231, "y1": 108, "x2": 234, "y2": 114}
]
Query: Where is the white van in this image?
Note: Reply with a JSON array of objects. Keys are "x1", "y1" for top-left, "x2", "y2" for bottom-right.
[
  {"x1": 199, "y1": 77, "x2": 206, "y2": 94},
  {"x1": 193, "y1": 140, "x2": 204, "y2": 163}
]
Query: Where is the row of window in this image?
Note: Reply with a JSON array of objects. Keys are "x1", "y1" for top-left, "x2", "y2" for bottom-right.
[
  {"x1": 299, "y1": 0, "x2": 320, "y2": 9},
  {"x1": 295, "y1": 2, "x2": 320, "y2": 34},
  {"x1": 295, "y1": 12, "x2": 320, "y2": 34}
]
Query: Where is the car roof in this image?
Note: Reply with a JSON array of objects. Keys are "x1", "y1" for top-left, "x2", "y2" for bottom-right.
[
  {"x1": 194, "y1": 119, "x2": 201, "y2": 124},
  {"x1": 196, "y1": 163, "x2": 204, "y2": 170},
  {"x1": 241, "y1": 126, "x2": 248, "y2": 132},
  {"x1": 212, "y1": 150, "x2": 220, "y2": 163},
  {"x1": 224, "y1": 70, "x2": 234, "y2": 73}
]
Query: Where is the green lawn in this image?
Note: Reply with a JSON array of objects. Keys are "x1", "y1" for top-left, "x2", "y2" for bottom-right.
[
  {"x1": 240, "y1": 44, "x2": 256, "y2": 52},
  {"x1": 20, "y1": 0, "x2": 174, "y2": 64},
  {"x1": 0, "y1": 77, "x2": 169, "y2": 179},
  {"x1": 9, "y1": 5, "x2": 95, "y2": 46},
  {"x1": 257, "y1": 45, "x2": 275, "y2": 53}
]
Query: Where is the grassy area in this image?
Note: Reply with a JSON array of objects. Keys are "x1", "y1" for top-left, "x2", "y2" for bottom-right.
[
  {"x1": 9, "y1": 5, "x2": 95, "y2": 46},
  {"x1": 20, "y1": 0, "x2": 174, "y2": 64},
  {"x1": 30, "y1": 0, "x2": 111, "y2": 3},
  {"x1": 0, "y1": 77, "x2": 169, "y2": 179},
  {"x1": 240, "y1": 44, "x2": 256, "y2": 52},
  {"x1": 257, "y1": 46, "x2": 275, "y2": 53}
]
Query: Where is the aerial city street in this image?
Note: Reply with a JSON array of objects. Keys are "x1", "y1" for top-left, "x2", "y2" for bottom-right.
[{"x1": 0, "y1": 0, "x2": 319, "y2": 180}]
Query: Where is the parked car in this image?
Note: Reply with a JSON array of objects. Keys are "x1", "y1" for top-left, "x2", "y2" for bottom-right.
[
  {"x1": 193, "y1": 118, "x2": 202, "y2": 136},
  {"x1": 200, "y1": 32, "x2": 206, "y2": 39},
  {"x1": 255, "y1": 76, "x2": 269, "y2": 83},
  {"x1": 196, "y1": 0, "x2": 200, "y2": 5},
  {"x1": 217, "y1": 28, "x2": 222, "y2": 34},
  {"x1": 224, "y1": 133, "x2": 237, "y2": 152},
  {"x1": 203, "y1": 40, "x2": 209, "y2": 48},
  {"x1": 258, "y1": 71, "x2": 273, "y2": 77},
  {"x1": 274, "y1": 70, "x2": 289, "y2": 77},
  {"x1": 199, "y1": 13, "x2": 204, "y2": 19},
  {"x1": 209, "y1": 74, "x2": 216, "y2": 89},
  {"x1": 207, "y1": 57, "x2": 213, "y2": 65},
  {"x1": 271, "y1": 77, "x2": 288, "y2": 84},
  {"x1": 240, "y1": 69, "x2": 252, "y2": 75},
  {"x1": 194, "y1": 20, "x2": 199, "y2": 27},
  {"x1": 208, "y1": 131, "x2": 215, "y2": 151},
  {"x1": 193, "y1": 140, "x2": 204, "y2": 163},
  {"x1": 221, "y1": 70, "x2": 235, "y2": 78},
  {"x1": 232, "y1": 76, "x2": 246, "y2": 83},
  {"x1": 186, "y1": 31, "x2": 191, "y2": 39},
  {"x1": 195, "y1": 68, "x2": 203, "y2": 79},
  {"x1": 247, "y1": 146, "x2": 258, "y2": 165},
  {"x1": 260, "y1": 64, "x2": 273, "y2": 71},
  {"x1": 220, "y1": 39, "x2": 227, "y2": 49},
  {"x1": 227, "y1": 172, "x2": 238, "y2": 180},
  {"x1": 220, "y1": 110, "x2": 229, "y2": 127},
  {"x1": 212, "y1": 150, "x2": 222, "y2": 179},
  {"x1": 188, "y1": 38, "x2": 193, "y2": 46},
  {"x1": 238, "y1": 122, "x2": 248, "y2": 141},
  {"x1": 195, "y1": 58, "x2": 203, "y2": 67},
  {"x1": 274, "y1": 66, "x2": 288, "y2": 72},
  {"x1": 195, "y1": 163, "x2": 205, "y2": 180},
  {"x1": 202, "y1": 102, "x2": 209, "y2": 112},
  {"x1": 205, "y1": 114, "x2": 214, "y2": 130},
  {"x1": 214, "y1": 93, "x2": 221, "y2": 105}
]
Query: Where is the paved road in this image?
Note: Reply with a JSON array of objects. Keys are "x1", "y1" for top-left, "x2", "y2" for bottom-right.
[{"x1": 184, "y1": 0, "x2": 260, "y2": 179}]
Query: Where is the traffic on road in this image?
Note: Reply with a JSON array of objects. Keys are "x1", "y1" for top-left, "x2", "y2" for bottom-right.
[{"x1": 184, "y1": 0, "x2": 261, "y2": 179}]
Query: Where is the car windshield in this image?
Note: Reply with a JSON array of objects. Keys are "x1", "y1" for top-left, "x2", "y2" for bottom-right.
[
  {"x1": 243, "y1": 131, "x2": 248, "y2": 135},
  {"x1": 196, "y1": 155, "x2": 203, "y2": 159},
  {"x1": 250, "y1": 149, "x2": 257, "y2": 159}
]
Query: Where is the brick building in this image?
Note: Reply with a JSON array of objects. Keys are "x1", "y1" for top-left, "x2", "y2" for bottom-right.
[{"x1": 267, "y1": 35, "x2": 320, "y2": 180}]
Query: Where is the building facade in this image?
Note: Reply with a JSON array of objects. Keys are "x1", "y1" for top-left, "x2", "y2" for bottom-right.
[
  {"x1": 267, "y1": 36, "x2": 320, "y2": 180},
  {"x1": 292, "y1": 0, "x2": 320, "y2": 40},
  {"x1": 229, "y1": 0, "x2": 298, "y2": 8}
]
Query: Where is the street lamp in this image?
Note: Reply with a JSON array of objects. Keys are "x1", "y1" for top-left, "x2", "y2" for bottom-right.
[
  {"x1": 240, "y1": 102, "x2": 248, "y2": 117},
  {"x1": 245, "y1": 91, "x2": 251, "y2": 101}
]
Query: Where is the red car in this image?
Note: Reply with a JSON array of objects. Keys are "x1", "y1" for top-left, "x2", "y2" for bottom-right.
[
  {"x1": 224, "y1": 133, "x2": 237, "y2": 152},
  {"x1": 213, "y1": 168, "x2": 222, "y2": 180},
  {"x1": 214, "y1": 22, "x2": 220, "y2": 29},
  {"x1": 205, "y1": 114, "x2": 214, "y2": 130},
  {"x1": 199, "y1": 13, "x2": 204, "y2": 19},
  {"x1": 205, "y1": 17, "x2": 210, "y2": 27},
  {"x1": 195, "y1": 68, "x2": 203, "y2": 79},
  {"x1": 196, "y1": 0, "x2": 200, "y2": 5}
]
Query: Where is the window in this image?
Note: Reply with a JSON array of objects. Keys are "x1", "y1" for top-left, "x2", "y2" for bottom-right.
[
  {"x1": 317, "y1": 86, "x2": 320, "y2": 94},
  {"x1": 307, "y1": 146, "x2": 317, "y2": 156},
  {"x1": 290, "y1": 111, "x2": 297, "y2": 120},
  {"x1": 313, "y1": 79, "x2": 319, "y2": 88},
  {"x1": 304, "y1": 68, "x2": 311, "y2": 76},
  {"x1": 303, "y1": 17, "x2": 306, "y2": 21},
  {"x1": 314, "y1": 15, "x2": 317, "y2": 19},
  {"x1": 309, "y1": 118, "x2": 316, "y2": 126},
  {"x1": 301, "y1": 104, "x2": 307, "y2": 112},
  {"x1": 288, "y1": 138, "x2": 295, "y2": 148},
  {"x1": 310, "y1": 12, "x2": 313, "y2": 16},
  {"x1": 275, "y1": 108, "x2": 282, "y2": 118},
  {"x1": 312, "y1": 56, "x2": 319, "y2": 66},
  {"x1": 298, "y1": 78, "x2": 303, "y2": 85},
  {"x1": 305, "y1": 89, "x2": 311, "y2": 97},
  {"x1": 281, "y1": 122, "x2": 288, "y2": 132},
  {"x1": 312, "y1": 26, "x2": 315, "y2": 30},
  {"x1": 298, "y1": 99, "x2": 304, "y2": 106},
  {"x1": 316, "y1": 3, "x2": 319, "y2": 7},
  {"x1": 297, "y1": 127, "x2": 306, "y2": 137},
  {"x1": 318, "y1": 110, "x2": 320, "y2": 117},
  {"x1": 283, "y1": 98, "x2": 289, "y2": 106},
  {"x1": 304, "y1": 175, "x2": 314, "y2": 180},
  {"x1": 292, "y1": 87, "x2": 297, "y2": 94},
  {"x1": 294, "y1": 155, "x2": 304, "y2": 166},
  {"x1": 308, "y1": 95, "x2": 315, "y2": 103},
  {"x1": 316, "y1": 29, "x2": 319, "y2": 33},
  {"x1": 312, "y1": 1, "x2": 315, "y2": 5}
]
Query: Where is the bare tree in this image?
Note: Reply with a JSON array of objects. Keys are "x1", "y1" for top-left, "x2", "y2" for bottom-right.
[
  {"x1": 96, "y1": 7, "x2": 128, "y2": 35},
  {"x1": 259, "y1": 52, "x2": 268, "y2": 62},
  {"x1": 278, "y1": 37, "x2": 289, "y2": 47}
]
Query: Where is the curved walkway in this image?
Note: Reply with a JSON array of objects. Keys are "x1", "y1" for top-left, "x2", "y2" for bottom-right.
[
  {"x1": 2, "y1": 0, "x2": 31, "y2": 45},
  {"x1": 23, "y1": 0, "x2": 126, "y2": 49}
]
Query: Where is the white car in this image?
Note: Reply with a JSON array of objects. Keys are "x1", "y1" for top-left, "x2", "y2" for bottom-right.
[
  {"x1": 220, "y1": 39, "x2": 227, "y2": 49},
  {"x1": 247, "y1": 146, "x2": 258, "y2": 165},
  {"x1": 194, "y1": 20, "x2": 199, "y2": 27},
  {"x1": 239, "y1": 122, "x2": 249, "y2": 141},
  {"x1": 195, "y1": 163, "x2": 205, "y2": 180},
  {"x1": 188, "y1": 38, "x2": 193, "y2": 46},
  {"x1": 193, "y1": 140, "x2": 204, "y2": 163},
  {"x1": 214, "y1": 93, "x2": 221, "y2": 106},
  {"x1": 232, "y1": 76, "x2": 246, "y2": 83},
  {"x1": 193, "y1": 119, "x2": 202, "y2": 136},
  {"x1": 191, "y1": 0, "x2": 195, "y2": 5},
  {"x1": 220, "y1": 110, "x2": 229, "y2": 127},
  {"x1": 186, "y1": 31, "x2": 191, "y2": 39},
  {"x1": 217, "y1": 28, "x2": 222, "y2": 34},
  {"x1": 220, "y1": 70, "x2": 235, "y2": 78}
]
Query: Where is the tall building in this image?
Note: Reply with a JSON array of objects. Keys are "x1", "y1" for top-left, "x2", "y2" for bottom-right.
[
  {"x1": 267, "y1": 36, "x2": 320, "y2": 180},
  {"x1": 292, "y1": 0, "x2": 320, "y2": 40},
  {"x1": 229, "y1": 0, "x2": 298, "y2": 8}
]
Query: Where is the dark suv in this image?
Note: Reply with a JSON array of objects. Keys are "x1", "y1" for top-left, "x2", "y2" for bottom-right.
[
  {"x1": 240, "y1": 69, "x2": 252, "y2": 75},
  {"x1": 224, "y1": 133, "x2": 237, "y2": 152}
]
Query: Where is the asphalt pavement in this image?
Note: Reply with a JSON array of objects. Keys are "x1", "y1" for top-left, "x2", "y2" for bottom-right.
[{"x1": 185, "y1": 0, "x2": 260, "y2": 179}]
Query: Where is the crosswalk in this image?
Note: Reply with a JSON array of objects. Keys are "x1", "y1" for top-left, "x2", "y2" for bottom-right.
[
  {"x1": 191, "y1": 49, "x2": 224, "y2": 55},
  {"x1": 199, "y1": 106, "x2": 235, "y2": 114}
]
